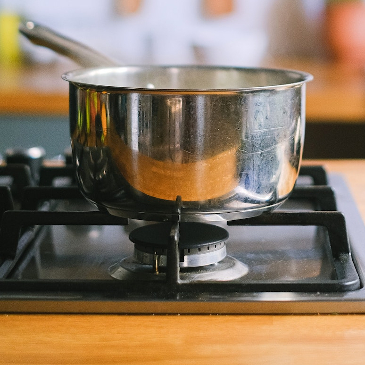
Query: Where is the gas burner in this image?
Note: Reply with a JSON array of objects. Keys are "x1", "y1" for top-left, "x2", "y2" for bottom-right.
[
  {"x1": 109, "y1": 222, "x2": 249, "y2": 282},
  {"x1": 132, "y1": 222, "x2": 228, "y2": 268}
]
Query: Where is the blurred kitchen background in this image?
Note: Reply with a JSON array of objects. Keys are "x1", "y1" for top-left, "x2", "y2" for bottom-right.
[
  {"x1": 1, "y1": 0, "x2": 365, "y2": 159},
  {"x1": 0, "y1": 0, "x2": 327, "y2": 66}
]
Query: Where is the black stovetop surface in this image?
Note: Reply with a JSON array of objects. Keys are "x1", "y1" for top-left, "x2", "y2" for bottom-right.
[{"x1": 0, "y1": 165, "x2": 365, "y2": 314}]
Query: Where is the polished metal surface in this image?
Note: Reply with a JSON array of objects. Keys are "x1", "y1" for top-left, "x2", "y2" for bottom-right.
[
  {"x1": 134, "y1": 241, "x2": 227, "y2": 268},
  {"x1": 19, "y1": 21, "x2": 116, "y2": 67},
  {"x1": 18, "y1": 20, "x2": 313, "y2": 222},
  {"x1": 129, "y1": 221, "x2": 229, "y2": 268},
  {"x1": 109, "y1": 255, "x2": 249, "y2": 282},
  {"x1": 64, "y1": 66, "x2": 312, "y2": 222}
]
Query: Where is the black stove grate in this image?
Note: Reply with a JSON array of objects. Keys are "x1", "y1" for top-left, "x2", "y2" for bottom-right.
[{"x1": 0, "y1": 165, "x2": 361, "y2": 297}]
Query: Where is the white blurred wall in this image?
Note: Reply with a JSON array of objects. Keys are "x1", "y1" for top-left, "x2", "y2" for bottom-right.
[{"x1": 0, "y1": 0, "x2": 327, "y2": 66}]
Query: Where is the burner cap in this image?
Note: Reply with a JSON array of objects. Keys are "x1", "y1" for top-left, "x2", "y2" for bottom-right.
[{"x1": 130, "y1": 222, "x2": 229, "y2": 268}]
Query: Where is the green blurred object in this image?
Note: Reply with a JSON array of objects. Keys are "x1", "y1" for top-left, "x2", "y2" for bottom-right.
[{"x1": 0, "y1": 11, "x2": 21, "y2": 66}]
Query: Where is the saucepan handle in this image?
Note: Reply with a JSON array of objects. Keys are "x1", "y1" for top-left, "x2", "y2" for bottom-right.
[{"x1": 19, "y1": 20, "x2": 118, "y2": 68}]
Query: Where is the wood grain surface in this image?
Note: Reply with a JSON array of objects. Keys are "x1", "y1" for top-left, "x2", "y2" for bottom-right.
[
  {"x1": 1, "y1": 160, "x2": 365, "y2": 364},
  {"x1": 1, "y1": 314, "x2": 365, "y2": 364},
  {"x1": 268, "y1": 59, "x2": 365, "y2": 122},
  {"x1": 1, "y1": 59, "x2": 365, "y2": 121}
]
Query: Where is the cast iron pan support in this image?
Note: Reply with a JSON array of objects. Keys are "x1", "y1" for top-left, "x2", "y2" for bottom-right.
[
  {"x1": 166, "y1": 196, "x2": 182, "y2": 296},
  {"x1": 228, "y1": 211, "x2": 350, "y2": 258},
  {"x1": 0, "y1": 211, "x2": 128, "y2": 259}
]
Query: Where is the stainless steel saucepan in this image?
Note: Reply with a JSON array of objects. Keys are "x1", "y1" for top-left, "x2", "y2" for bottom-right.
[{"x1": 19, "y1": 21, "x2": 313, "y2": 222}]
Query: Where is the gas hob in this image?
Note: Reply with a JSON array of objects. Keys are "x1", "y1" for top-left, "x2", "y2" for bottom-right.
[{"x1": 0, "y1": 164, "x2": 365, "y2": 314}]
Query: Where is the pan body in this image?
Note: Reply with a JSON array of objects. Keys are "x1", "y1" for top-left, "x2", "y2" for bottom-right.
[{"x1": 63, "y1": 66, "x2": 312, "y2": 222}]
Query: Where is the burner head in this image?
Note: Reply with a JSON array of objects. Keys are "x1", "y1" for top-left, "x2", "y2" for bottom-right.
[
  {"x1": 130, "y1": 222, "x2": 228, "y2": 268},
  {"x1": 110, "y1": 222, "x2": 248, "y2": 282},
  {"x1": 6, "y1": 146, "x2": 45, "y2": 184}
]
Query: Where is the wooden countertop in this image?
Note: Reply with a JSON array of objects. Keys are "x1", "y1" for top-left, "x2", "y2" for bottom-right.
[
  {"x1": 1, "y1": 59, "x2": 365, "y2": 121},
  {"x1": 0, "y1": 62, "x2": 69, "y2": 115},
  {"x1": 1, "y1": 160, "x2": 365, "y2": 364},
  {"x1": 268, "y1": 59, "x2": 365, "y2": 122}
]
